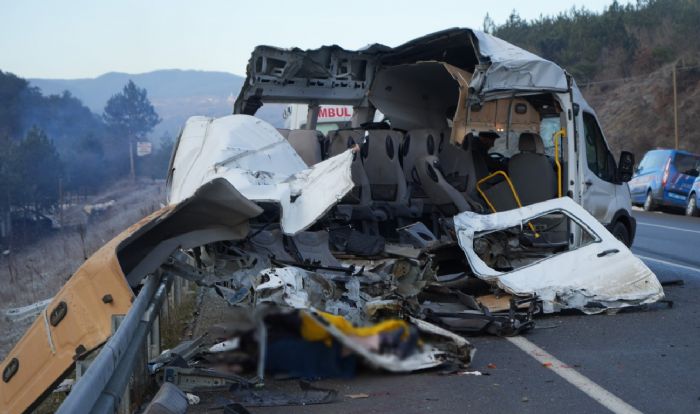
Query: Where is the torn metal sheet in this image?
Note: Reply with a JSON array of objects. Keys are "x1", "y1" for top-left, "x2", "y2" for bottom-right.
[
  {"x1": 142, "y1": 382, "x2": 189, "y2": 414},
  {"x1": 420, "y1": 291, "x2": 536, "y2": 336},
  {"x1": 168, "y1": 114, "x2": 355, "y2": 235},
  {"x1": 236, "y1": 28, "x2": 570, "y2": 112},
  {"x1": 160, "y1": 367, "x2": 251, "y2": 392},
  {"x1": 151, "y1": 335, "x2": 208, "y2": 371},
  {"x1": 248, "y1": 259, "x2": 431, "y2": 324},
  {"x1": 454, "y1": 197, "x2": 664, "y2": 314},
  {"x1": 253, "y1": 267, "x2": 342, "y2": 316}
]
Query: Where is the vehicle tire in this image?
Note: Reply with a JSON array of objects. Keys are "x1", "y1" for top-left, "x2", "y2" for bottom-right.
[
  {"x1": 611, "y1": 221, "x2": 631, "y2": 247},
  {"x1": 643, "y1": 191, "x2": 656, "y2": 212},
  {"x1": 687, "y1": 194, "x2": 699, "y2": 217}
]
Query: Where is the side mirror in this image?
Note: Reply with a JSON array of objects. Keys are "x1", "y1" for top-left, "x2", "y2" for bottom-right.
[{"x1": 618, "y1": 151, "x2": 635, "y2": 182}]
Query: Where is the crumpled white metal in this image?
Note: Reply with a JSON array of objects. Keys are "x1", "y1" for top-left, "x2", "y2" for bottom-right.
[
  {"x1": 454, "y1": 197, "x2": 664, "y2": 314},
  {"x1": 470, "y1": 30, "x2": 569, "y2": 95},
  {"x1": 168, "y1": 114, "x2": 354, "y2": 235}
]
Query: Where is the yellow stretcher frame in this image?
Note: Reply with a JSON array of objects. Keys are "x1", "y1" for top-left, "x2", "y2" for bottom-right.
[
  {"x1": 476, "y1": 170, "x2": 539, "y2": 237},
  {"x1": 553, "y1": 128, "x2": 567, "y2": 198},
  {"x1": 476, "y1": 129, "x2": 567, "y2": 238}
]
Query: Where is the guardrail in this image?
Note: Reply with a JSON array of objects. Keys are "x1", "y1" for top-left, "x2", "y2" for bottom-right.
[{"x1": 56, "y1": 272, "x2": 185, "y2": 413}]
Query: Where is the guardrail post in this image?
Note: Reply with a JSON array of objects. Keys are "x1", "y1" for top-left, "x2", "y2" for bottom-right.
[
  {"x1": 161, "y1": 287, "x2": 170, "y2": 325},
  {"x1": 168, "y1": 282, "x2": 175, "y2": 313},
  {"x1": 110, "y1": 315, "x2": 131, "y2": 414},
  {"x1": 148, "y1": 314, "x2": 161, "y2": 361},
  {"x1": 173, "y1": 277, "x2": 182, "y2": 308},
  {"x1": 75, "y1": 315, "x2": 123, "y2": 379}
]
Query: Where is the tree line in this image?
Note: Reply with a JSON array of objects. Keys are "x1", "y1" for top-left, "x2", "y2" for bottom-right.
[
  {"x1": 487, "y1": 0, "x2": 700, "y2": 82},
  {"x1": 0, "y1": 71, "x2": 173, "y2": 244}
]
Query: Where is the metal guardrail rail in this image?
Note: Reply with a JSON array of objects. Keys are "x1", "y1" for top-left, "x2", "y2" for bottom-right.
[{"x1": 56, "y1": 272, "x2": 173, "y2": 414}]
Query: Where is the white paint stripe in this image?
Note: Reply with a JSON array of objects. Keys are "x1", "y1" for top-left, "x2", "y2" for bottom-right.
[
  {"x1": 506, "y1": 336, "x2": 643, "y2": 414},
  {"x1": 637, "y1": 221, "x2": 700, "y2": 235},
  {"x1": 42, "y1": 307, "x2": 56, "y2": 355},
  {"x1": 635, "y1": 254, "x2": 700, "y2": 274}
]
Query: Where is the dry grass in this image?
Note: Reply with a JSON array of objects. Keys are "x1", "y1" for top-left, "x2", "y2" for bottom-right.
[
  {"x1": 160, "y1": 285, "x2": 198, "y2": 350},
  {"x1": 0, "y1": 179, "x2": 166, "y2": 360}
]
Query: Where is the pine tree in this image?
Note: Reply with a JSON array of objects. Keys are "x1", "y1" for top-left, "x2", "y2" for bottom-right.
[{"x1": 103, "y1": 80, "x2": 161, "y2": 181}]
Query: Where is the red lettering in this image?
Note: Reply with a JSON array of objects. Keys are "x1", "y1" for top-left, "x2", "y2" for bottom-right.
[{"x1": 317, "y1": 107, "x2": 352, "y2": 119}]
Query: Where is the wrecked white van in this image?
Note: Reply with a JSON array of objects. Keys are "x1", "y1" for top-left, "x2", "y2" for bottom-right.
[
  {"x1": 162, "y1": 27, "x2": 664, "y2": 318},
  {"x1": 233, "y1": 28, "x2": 638, "y2": 246},
  {"x1": 167, "y1": 27, "x2": 661, "y2": 314}
]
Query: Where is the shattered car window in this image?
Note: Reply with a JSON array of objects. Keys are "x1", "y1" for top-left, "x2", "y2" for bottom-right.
[
  {"x1": 473, "y1": 211, "x2": 597, "y2": 272},
  {"x1": 539, "y1": 116, "x2": 560, "y2": 158}
]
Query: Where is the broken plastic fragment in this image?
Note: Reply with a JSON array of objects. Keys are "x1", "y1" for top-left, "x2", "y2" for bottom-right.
[
  {"x1": 186, "y1": 393, "x2": 200, "y2": 405},
  {"x1": 209, "y1": 338, "x2": 241, "y2": 353},
  {"x1": 346, "y1": 393, "x2": 370, "y2": 399}
]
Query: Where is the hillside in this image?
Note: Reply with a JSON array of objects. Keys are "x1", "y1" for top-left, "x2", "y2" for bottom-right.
[
  {"x1": 29, "y1": 69, "x2": 285, "y2": 139},
  {"x1": 584, "y1": 60, "x2": 700, "y2": 159},
  {"x1": 0, "y1": 180, "x2": 165, "y2": 360}
]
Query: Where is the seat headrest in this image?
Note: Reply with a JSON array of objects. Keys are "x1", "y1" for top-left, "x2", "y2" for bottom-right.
[
  {"x1": 519, "y1": 133, "x2": 545, "y2": 153},
  {"x1": 288, "y1": 129, "x2": 322, "y2": 140}
]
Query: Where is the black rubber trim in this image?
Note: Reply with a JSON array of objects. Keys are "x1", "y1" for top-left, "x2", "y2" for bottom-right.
[{"x1": 2, "y1": 358, "x2": 18, "y2": 383}]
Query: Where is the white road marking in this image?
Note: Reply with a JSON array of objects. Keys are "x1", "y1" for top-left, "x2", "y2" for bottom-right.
[
  {"x1": 635, "y1": 254, "x2": 700, "y2": 274},
  {"x1": 506, "y1": 336, "x2": 643, "y2": 414},
  {"x1": 636, "y1": 221, "x2": 700, "y2": 235}
]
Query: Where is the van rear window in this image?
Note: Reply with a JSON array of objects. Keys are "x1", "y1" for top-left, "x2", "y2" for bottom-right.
[{"x1": 673, "y1": 153, "x2": 700, "y2": 173}]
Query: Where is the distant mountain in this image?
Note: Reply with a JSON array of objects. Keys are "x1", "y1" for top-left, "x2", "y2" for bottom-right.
[{"x1": 29, "y1": 69, "x2": 285, "y2": 139}]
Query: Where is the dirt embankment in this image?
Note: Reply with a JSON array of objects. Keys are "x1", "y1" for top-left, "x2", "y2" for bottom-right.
[
  {"x1": 583, "y1": 56, "x2": 700, "y2": 160},
  {"x1": 0, "y1": 179, "x2": 166, "y2": 360}
]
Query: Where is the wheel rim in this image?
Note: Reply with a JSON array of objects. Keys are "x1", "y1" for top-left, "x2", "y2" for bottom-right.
[
  {"x1": 688, "y1": 198, "x2": 696, "y2": 216},
  {"x1": 645, "y1": 193, "x2": 652, "y2": 210}
]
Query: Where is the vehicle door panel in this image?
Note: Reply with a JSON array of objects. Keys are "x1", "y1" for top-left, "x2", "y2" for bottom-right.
[{"x1": 580, "y1": 112, "x2": 618, "y2": 223}]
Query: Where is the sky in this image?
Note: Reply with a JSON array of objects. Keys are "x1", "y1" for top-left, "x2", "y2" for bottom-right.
[{"x1": 0, "y1": 0, "x2": 632, "y2": 79}]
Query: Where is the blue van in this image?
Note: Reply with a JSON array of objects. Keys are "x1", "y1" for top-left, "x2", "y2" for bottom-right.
[{"x1": 629, "y1": 149, "x2": 700, "y2": 212}]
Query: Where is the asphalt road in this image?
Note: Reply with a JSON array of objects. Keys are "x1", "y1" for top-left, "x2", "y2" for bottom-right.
[{"x1": 194, "y1": 210, "x2": 700, "y2": 414}]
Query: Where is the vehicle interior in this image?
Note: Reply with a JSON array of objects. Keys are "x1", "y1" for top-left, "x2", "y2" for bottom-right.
[
  {"x1": 234, "y1": 41, "x2": 573, "y2": 269},
  {"x1": 276, "y1": 70, "x2": 568, "y2": 236}
]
